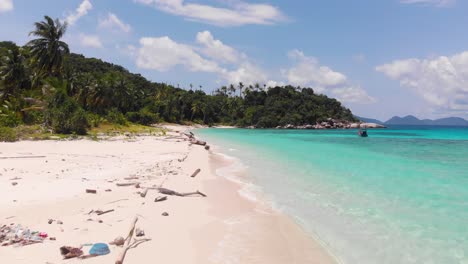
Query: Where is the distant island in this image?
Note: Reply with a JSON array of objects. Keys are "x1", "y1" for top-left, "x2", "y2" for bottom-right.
[{"x1": 357, "y1": 115, "x2": 468, "y2": 127}]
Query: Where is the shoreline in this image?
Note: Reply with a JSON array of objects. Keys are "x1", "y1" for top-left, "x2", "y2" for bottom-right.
[{"x1": 0, "y1": 125, "x2": 336, "y2": 263}]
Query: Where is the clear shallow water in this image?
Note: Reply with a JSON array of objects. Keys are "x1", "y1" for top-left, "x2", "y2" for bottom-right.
[{"x1": 197, "y1": 126, "x2": 468, "y2": 264}]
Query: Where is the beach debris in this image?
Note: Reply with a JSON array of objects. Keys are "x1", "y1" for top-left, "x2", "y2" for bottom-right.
[
  {"x1": 190, "y1": 139, "x2": 207, "y2": 146},
  {"x1": 89, "y1": 243, "x2": 110, "y2": 256},
  {"x1": 116, "y1": 182, "x2": 139, "y2": 187},
  {"x1": 135, "y1": 228, "x2": 145, "y2": 237},
  {"x1": 0, "y1": 155, "x2": 46, "y2": 159},
  {"x1": 11, "y1": 182, "x2": 18, "y2": 186},
  {"x1": 57, "y1": 220, "x2": 63, "y2": 225},
  {"x1": 110, "y1": 236, "x2": 125, "y2": 246},
  {"x1": 106, "y1": 199, "x2": 129, "y2": 205},
  {"x1": 140, "y1": 189, "x2": 149, "y2": 198},
  {"x1": 50, "y1": 237, "x2": 56, "y2": 241},
  {"x1": 0, "y1": 224, "x2": 47, "y2": 247},
  {"x1": 86, "y1": 189, "x2": 97, "y2": 194},
  {"x1": 48, "y1": 219, "x2": 54, "y2": 224},
  {"x1": 115, "y1": 217, "x2": 151, "y2": 264},
  {"x1": 105, "y1": 189, "x2": 112, "y2": 192},
  {"x1": 96, "y1": 209, "x2": 114, "y2": 216},
  {"x1": 178, "y1": 154, "x2": 188, "y2": 162},
  {"x1": 154, "y1": 196, "x2": 167, "y2": 202},
  {"x1": 60, "y1": 246, "x2": 83, "y2": 259},
  {"x1": 205, "y1": 145, "x2": 210, "y2": 150},
  {"x1": 157, "y1": 187, "x2": 207, "y2": 197},
  {"x1": 9, "y1": 177, "x2": 22, "y2": 180},
  {"x1": 124, "y1": 176, "x2": 139, "y2": 180},
  {"x1": 161, "y1": 212, "x2": 169, "y2": 216},
  {"x1": 190, "y1": 168, "x2": 201, "y2": 178},
  {"x1": 135, "y1": 183, "x2": 141, "y2": 189}
]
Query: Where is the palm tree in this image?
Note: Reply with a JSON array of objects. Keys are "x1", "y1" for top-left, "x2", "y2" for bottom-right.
[
  {"x1": 0, "y1": 47, "x2": 27, "y2": 99},
  {"x1": 238, "y1": 82, "x2": 244, "y2": 98},
  {"x1": 26, "y1": 16, "x2": 70, "y2": 76}
]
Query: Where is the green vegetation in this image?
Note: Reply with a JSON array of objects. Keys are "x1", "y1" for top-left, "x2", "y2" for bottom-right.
[{"x1": 0, "y1": 15, "x2": 357, "y2": 141}]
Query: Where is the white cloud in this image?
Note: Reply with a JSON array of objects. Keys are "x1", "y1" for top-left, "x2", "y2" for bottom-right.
[
  {"x1": 134, "y1": 0, "x2": 285, "y2": 27},
  {"x1": 400, "y1": 0, "x2": 455, "y2": 7},
  {"x1": 282, "y1": 50, "x2": 375, "y2": 104},
  {"x1": 286, "y1": 50, "x2": 347, "y2": 87},
  {"x1": 376, "y1": 51, "x2": 468, "y2": 115},
  {"x1": 222, "y1": 62, "x2": 268, "y2": 85},
  {"x1": 65, "y1": 0, "x2": 92, "y2": 25},
  {"x1": 331, "y1": 86, "x2": 377, "y2": 104},
  {"x1": 79, "y1": 34, "x2": 103, "y2": 48},
  {"x1": 99, "y1": 13, "x2": 131, "y2": 33},
  {"x1": 196, "y1": 31, "x2": 242, "y2": 64},
  {"x1": 0, "y1": 0, "x2": 13, "y2": 13},
  {"x1": 136, "y1": 36, "x2": 223, "y2": 73}
]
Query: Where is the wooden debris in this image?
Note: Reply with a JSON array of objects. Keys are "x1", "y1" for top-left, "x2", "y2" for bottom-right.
[
  {"x1": 157, "y1": 187, "x2": 207, "y2": 197},
  {"x1": 116, "y1": 182, "x2": 139, "y2": 187},
  {"x1": 96, "y1": 209, "x2": 114, "y2": 216},
  {"x1": 11, "y1": 182, "x2": 18, "y2": 186},
  {"x1": 86, "y1": 189, "x2": 97, "y2": 194},
  {"x1": 154, "y1": 196, "x2": 167, "y2": 202},
  {"x1": 115, "y1": 217, "x2": 151, "y2": 264},
  {"x1": 106, "y1": 199, "x2": 129, "y2": 205},
  {"x1": 0, "y1": 156, "x2": 46, "y2": 159},
  {"x1": 205, "y1": 145, "x2": 210, "y2": 150},
  {"x1": 190, "y1": 168, "x2": 201, "y2": 178},
  {"x1": 124, "y1": 176, "x2": 139, "y2": 180},
  {"x1": 190, "y1": 139, "x2": 207, "y2": 146},
  {"x1": 140, "y1": 189, "x2": 149, "y2": 198},
  {"x1": 162, "y1": 212, "x2": 169, "y2": 216}
]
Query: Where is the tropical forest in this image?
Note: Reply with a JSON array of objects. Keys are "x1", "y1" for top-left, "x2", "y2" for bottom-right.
[{"x1": 0, "y1": 16, "x2": 356, "y2": 141}]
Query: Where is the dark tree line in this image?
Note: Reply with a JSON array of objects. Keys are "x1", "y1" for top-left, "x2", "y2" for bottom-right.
[{"x1": 0, "y1": 16, "x2": 356, "y2": 135}]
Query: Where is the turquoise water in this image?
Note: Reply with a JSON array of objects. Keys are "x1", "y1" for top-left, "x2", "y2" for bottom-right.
[{"x1": 197, "y1": 126, "x2": 468, "y2": 264}]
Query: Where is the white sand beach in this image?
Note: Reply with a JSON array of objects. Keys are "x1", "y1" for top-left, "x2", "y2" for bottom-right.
[{"x1": 0, "y1": 126, "x2": 336, "y2": 264}]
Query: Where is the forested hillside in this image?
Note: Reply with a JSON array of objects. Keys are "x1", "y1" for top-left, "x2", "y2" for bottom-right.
[{"x1": 0, "y1": 16, "x2": 356, "y2": 139}]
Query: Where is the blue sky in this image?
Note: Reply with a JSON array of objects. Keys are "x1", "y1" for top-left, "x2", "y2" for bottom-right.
[{"x1": 1, "y1": 0, "x2": 468, "y2": 121}]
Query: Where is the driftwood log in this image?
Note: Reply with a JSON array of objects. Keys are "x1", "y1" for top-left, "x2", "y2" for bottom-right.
[
  {"x1": 190, "y1": 169, "x2": 201, "y2": 178},
  {"x1": 140, "y1": 189, "x2": 149, "y2": 198},
  {"x1": 115, "y1": 217, "x2": 151, "y2": 264},
  {"x1": 157, "y1": 187, "x2": 206, "y2": 197},
  {"x1": 86, "y1": 189, "x2": 97, "y2": 194},
  {"x1": 190, "y1": 139, "x2": 207, "y2": 146},
  {"x1": 116, "y1": 182, "x2": 139, "y2": 187}
]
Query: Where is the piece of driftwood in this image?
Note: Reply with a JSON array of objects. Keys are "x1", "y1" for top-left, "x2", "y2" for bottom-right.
[
  {"x1": 0, "y1": 155, "x2": 46, "y2": 159},
  {"x1": 157, "y1": 187, "x2": 207, "y2": 197},
  {"x1": 205, "y1": 145, "x2": 210, "y2": 150},
  {"x1": 190, "y1": 168, "x2": 201, "y2": 178},
  {"x1": 86, "y1": 189, "x2": 97, "y2": 194},
  {"x1": 97, "y1": 209, "x2": 114, "y2": 216},
  {"x1": 124, "y1": 176, "x2": 139, "y2": 180},
  {"x1": 116, "y1": 182, "x2": 139, "y2": 187},
  {"x1": 140, "y1": 189, "x2": 149, "y2": 198},
  {"x1": 154, "y1": 196, "x2": 167, "y2": 202},
  {"x1": 115, "y1": 217, "x2": 151, "y2": 264},
  {"x1": 190, "y1": 139, "x2": 207, "y2": 146},
  {"x1": 106, "y1": 199, "x2": 129, "y2": 205},
  {"x1": 182, "y1": 133, "x2": 194, "y2": 139}
]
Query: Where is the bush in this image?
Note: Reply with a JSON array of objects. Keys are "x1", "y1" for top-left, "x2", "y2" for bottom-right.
[
  {"x1": 86, "y1": 112, "x2": 103, "y2": 128},
  {"x1": 0, "y1": 110, "x2": 21, "y2": 127},
  {"x1": 0, "y1": 127, "x2": 18, "y2": 142},
  {"x1": 45, "y1": 90, "x2": 89, "y2": 135},
  {"x1": 106, "y1": 108, "x2": 127, "y2": 125},
  {"x1": 125, "y1": 108, "x2": 159, "y2": 125}
]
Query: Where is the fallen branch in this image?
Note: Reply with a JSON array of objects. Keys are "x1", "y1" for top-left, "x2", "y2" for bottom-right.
[
  {"x1": 154, "y1": 196, "x2": 167, "y2": 202},
  {"x1": 124, "y1": 176, "x2": 139, "y2": 180},
  {"x1": 190, "y1": 168, "x2": 201, "y2": 178},
  {"x1": 157, "y1": 187, "x2": 207, "y2": 197},
  {"x1": 86, "y1": 189, "x2": 97, "y2": 194},
  {"x1": 190, "y1": 139, "x2": 207, "y2": 146},
  {"x1": 97, "y1": 209, "x2": 114, "y2": 216},
  {"x1": 116, "y1": 182, "x2": 139, "y2": 187},
  {"x1": 115, "y1": 217, "x2": 151, "y2": 264},
  {"x1": 105, "y1": 199, "x2": 129, "y2": 205},
  {"x1": 0, "y1": 156, "x2": 46, "y2": 159}
]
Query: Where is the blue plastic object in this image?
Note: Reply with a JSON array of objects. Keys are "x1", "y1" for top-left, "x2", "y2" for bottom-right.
[{"x1": 89, "y1": 243, "x2": 110, "y2": 256}]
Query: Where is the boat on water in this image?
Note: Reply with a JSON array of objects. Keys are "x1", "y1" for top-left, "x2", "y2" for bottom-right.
[{"x1": 358, "y1": 126, "x2": 368, "y2": 137}]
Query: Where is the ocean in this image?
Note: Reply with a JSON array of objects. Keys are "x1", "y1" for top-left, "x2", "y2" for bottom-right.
[{"x1": 197, "y1": 126, "x2": 468, "y2": 264}]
